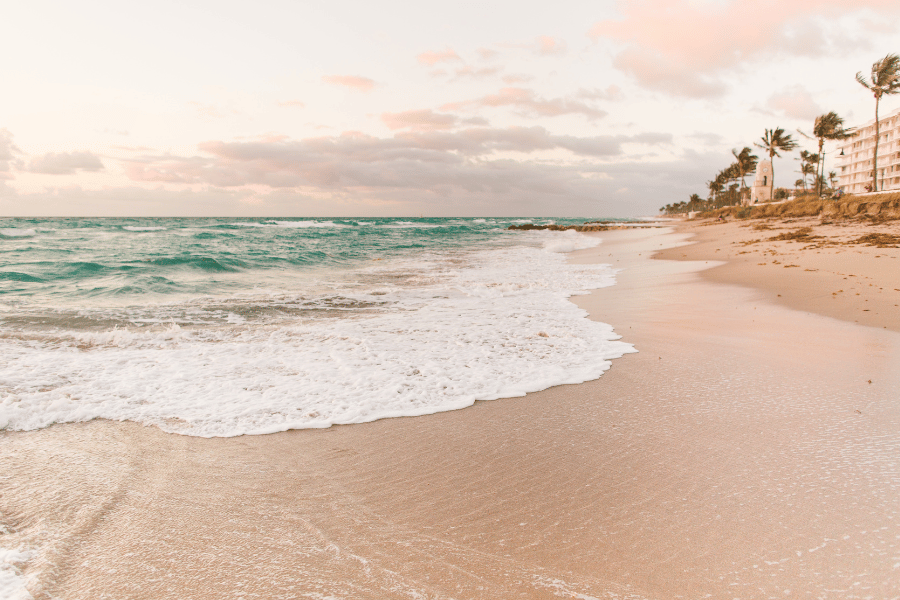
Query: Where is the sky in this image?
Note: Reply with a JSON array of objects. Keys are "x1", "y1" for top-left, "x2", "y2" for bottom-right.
[{"x1": 2, "y1": 0, "x2": 900, "y2": 217}]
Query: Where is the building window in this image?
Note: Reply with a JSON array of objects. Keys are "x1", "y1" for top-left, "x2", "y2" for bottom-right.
[{"x1": 763, "y1": 176, "x2": 767, "y2": 186}]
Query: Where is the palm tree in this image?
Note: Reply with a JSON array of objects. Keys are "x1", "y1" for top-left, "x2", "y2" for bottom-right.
[
  {"x1": 688, "y1": 193, "x2": 702, "y2": 211},
  {"x1": 731, "y1": 147, "x2": 759, "y2": 201},
  {"x1": 828, "y1": 170, "x2": 838, "y2": 190},
  {"x1": 856, "y1": 54, "x2": 900, "y2": 192},
  {"x1": 714, "y1": 170, "x2": 730, "y2": 207},
  {"x1": 707, "y1": 177, "x2": 723, "y2": 204},
  {"x1": 798, "y1": 150, "x2": 818, "y2": 194},
  {"x1": 810, "y1": 112, "x2": 854, "y2": 196},
  {"x1": 755, "y1": 128, "x2": 798, "y2": 200}
]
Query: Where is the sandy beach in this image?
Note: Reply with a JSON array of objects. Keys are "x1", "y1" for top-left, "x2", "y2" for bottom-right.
[
  {"x1": 656, "y1": 216, "x2": 900, "y2": 333},
  {"x1": 4, "y1": 223, "x2": 900, "y2": 599}
]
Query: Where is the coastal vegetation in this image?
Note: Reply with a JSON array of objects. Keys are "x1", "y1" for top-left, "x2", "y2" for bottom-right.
[
  {"x1": 701, "y1": 190, "x2": 900, "y2": 221},
  {"x1": 661, "y1": 52, "x2": 899, "y2": 216}
]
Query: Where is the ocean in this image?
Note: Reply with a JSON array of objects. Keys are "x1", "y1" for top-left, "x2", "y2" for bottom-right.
[{"x1": 0, "y1": 217, "x2": 636, "y2": 437}]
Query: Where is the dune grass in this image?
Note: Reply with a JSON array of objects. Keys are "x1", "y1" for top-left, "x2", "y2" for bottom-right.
[{"x1": 700, "y1": 191, "x2": 900, "y2": 221}]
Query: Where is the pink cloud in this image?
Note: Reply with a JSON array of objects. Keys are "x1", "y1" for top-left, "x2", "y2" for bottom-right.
[
  {"x1": 442, "y1": 87, "x2": 607, "y2": 120},
  {"x1": 537, "y1": 36, "x2": 567, "y2": 55},
  {"x1": 277, "y1": 100, "x2": 306, "y2": 108},
  {"x1": 417, "y1": 49, "x2": 462, "y2": 66},
  {"x1": 589, "y1": 0, "x2": 900, "y2": 97},
  {"x1": 322, "y1": 75, "x2": 376, "y2": 92},
  {"x1": 765, "y1": 85, "x2": 823, "y2": 120},
  {"x1": 451, "y1": 65, "x2": 502, "y2": 80},
  {"x1": 477, "y1": 48, "x2": 499, "y2": 60},
  {"x1": 381, "y1": 110, "x2": 465, "y2": 132},
  {"x1": 578, "y1": 86, "x2": 624, "y2": 102}
]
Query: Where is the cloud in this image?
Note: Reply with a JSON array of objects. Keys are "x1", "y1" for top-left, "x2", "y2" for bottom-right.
[
  {"x1": 380, "y1": 110, "x2": 488, "y2": 132},
  {"x1": 686, "y1": 132, "x2": 725, "y2": 146},
  {"x1": 442, "y1": 88, "x2": 607, "y2": 120},
  {"x1": 451, "y1": 66, "x2": 503, "y2": 80},
  {"x1": 277, "y1": 100, "x2": 306, "y2": 108},
  {"x1": 0, "y1": 131, "x2": 698, "y2": 217},
  {"x1": 122, "y1": 128, "x2": 672, "y2": 198},
  {"x1": 28, "y1": 151, "x2": 104, "y2": 175},
  {"x1": 577, "y1": 86, "x2": 624, "y2": 102},
  {"x1": 0, "y1": 128, "x2": 23, "y2": 180},
  {"x1": 322, "y1": 75, "x2": 376, "y2": 92},
  {"x1": 0, "y1": 184, "x2": 292, "y2": 217},
  {"x1": 589, "y1": 0, "x2": 900, "y2": 98},
  {"x1": 536, "y1": 36, "x2": 567, "y2": 55},
  {"x1": 765, "y1": 85, "x2": 823, "y2": 120},
  {"x1": 502, "y1": 74, "x2": 533, "y2": 84},
  {"x1": 417, "y1": 49, "x2": 463, "y2": 66},
  {"x1": 477, "y1": 48, "x2": 499, "y2": 60}
]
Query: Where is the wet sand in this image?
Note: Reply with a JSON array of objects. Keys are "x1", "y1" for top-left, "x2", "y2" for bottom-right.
[{"x1": 3, "y1": 226, "x2": 900, "y2": 599}]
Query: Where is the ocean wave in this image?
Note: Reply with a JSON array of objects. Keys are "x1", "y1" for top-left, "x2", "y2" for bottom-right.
[
  {"x1": 229, "y1": 220, "x2": 347, "y2": 229},
  {"x1": 123, "y1": 226, "x2": 167, "y2": 232},
  {"x1": 0, "y1": 232, "x2": 633, "y2": 437},
  {"x1": 381, "y1": 222, "x2": 443, "y2": 229},
  {"x1": 273, "y1": 220, "x2": 347, "y2": 228},
  {"x1": 0, "y1": 271, "x2": 44, "y2": 283},
  {"x1": 145, "y1": 255, "x2": 245, "y2": 272},
  {"x1": 541, "y1": 230, "x2": 602, "y2": 253},
  {"x1": 0, "y1": 229, "x2": 37, "y2": 238}
]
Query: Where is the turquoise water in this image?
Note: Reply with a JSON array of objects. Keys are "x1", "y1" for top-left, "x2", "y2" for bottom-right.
[
  {"x1": 0, "y1": 217, "x2": 637, "y2": 437},
  {"x1": 1, "y1": 217, "x2": 604, "y2": 307}
]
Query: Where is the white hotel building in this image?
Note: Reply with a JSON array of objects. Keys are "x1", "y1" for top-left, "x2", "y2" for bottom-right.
[{"x1": 836, "y1": 106, "x2": 900, "y2": 194}]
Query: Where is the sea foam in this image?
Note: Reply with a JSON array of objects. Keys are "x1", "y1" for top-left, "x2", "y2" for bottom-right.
[
  {"x1": 0, "y1": 546, "x2": 33, "y2": 600},
  {"x1": 0, "y1": 231, "x2": 634, "y2": 437}
]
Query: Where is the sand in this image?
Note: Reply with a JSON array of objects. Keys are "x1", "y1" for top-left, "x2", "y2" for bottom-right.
[
  {"x1": 3, "y1": 225, "x2": 900, "y2": 599},
  {"x1": 656, "y1": 217, "x2": 900, "y2": 333}
]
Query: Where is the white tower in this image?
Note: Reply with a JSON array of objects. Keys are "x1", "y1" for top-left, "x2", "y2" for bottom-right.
[{"x1": 748, "y1": 160, "x2": 772, "y2": 205}]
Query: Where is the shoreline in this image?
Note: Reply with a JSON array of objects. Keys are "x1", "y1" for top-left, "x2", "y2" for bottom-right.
[{"x1": 3, "y1": 225, "x2": 900, "y2": 599}]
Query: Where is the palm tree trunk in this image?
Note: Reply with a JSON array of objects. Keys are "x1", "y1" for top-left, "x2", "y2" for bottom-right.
[
  {"x1": 770, "y1": 151, "x2": 775, "y2": 200},
  {"x1": 873, "y1": 96, "x2": 881, "y2": 192},
  {"x1": 817, "y1": 139, "x2": 825, "y2": 197}
]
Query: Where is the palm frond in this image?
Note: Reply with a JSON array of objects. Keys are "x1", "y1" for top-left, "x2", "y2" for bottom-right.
[{"x1": 856, "y1": 71, "x2": 873, "y2": 91}]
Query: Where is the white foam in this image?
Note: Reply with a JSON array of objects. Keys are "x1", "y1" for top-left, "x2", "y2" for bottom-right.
[
  {"x1": 0, "y1": 231, "x2": 634, "y2": 437},
  {"x1": 229, "y1": 221, "x2": 346, "y2": 228},
  {"x1": 0, "y1": 547, "x2": 33, "y2": 600},
  {"x1": 0, "y1": 229, "x2": 36, "y2": 238},
  {"x1": 381, "y1": 222, "x2": 442, "y2": 228},
  {"x1": 122, "y1": 226, "x2": 167, "y2": 232},
  {"x1": 542, "y1": 230, "x2": 601, "y2": 253},
  {"x1": 274, "y1": 220, "x2": 346, "y2": 228}
]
